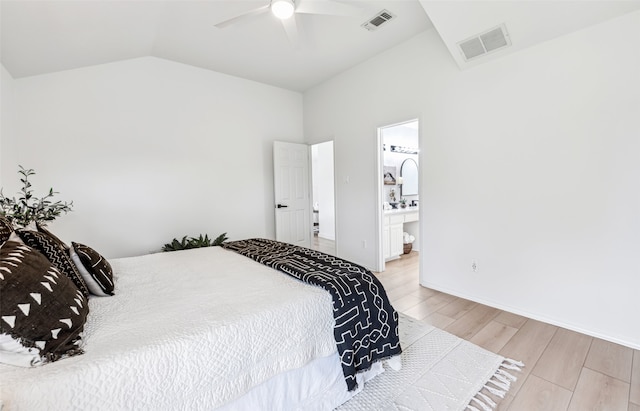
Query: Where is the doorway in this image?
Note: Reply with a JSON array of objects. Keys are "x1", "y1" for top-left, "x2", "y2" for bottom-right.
[
  {"x1": 377, "y1": 120, "x2": 420, "y2": 272},
  {"x1": 310, "y1": 141, "x2": 336, "y2": 255}
]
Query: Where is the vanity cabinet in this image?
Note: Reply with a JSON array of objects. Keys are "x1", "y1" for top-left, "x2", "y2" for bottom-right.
[
  {"x1": 383, "y1": 211, "x2": 418, "y2": 261},
  {"x1": 383, "y1": 215, "x2": 404, "y2": 260}
]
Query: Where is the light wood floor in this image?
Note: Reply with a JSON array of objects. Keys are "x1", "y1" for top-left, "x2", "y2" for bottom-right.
[
  {"x1": 312, "y1": 234, "x2": 336, "y2": 255},
  {"x1": 378, "y1": 251, "x2": 639, "y2": 411}
]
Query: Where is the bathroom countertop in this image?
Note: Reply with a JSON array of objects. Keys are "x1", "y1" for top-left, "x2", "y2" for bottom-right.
[{"x1": 384, "y1": 207, "x2": 419, "y2": 215}]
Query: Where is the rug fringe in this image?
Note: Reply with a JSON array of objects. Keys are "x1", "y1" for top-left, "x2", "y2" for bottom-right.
[
  {"x1": 494, "y1": 372, "x2": 512, "y2": 386},
  {"x1": 467, "y1": 358, "x2": 525, "y2": 410},
  {"x1": 486, "y1": 378, "x2": 510, "y2": 392},
  {"x1": 477, "y1": 392, "x2": 496, "y2": 408},
  {"x1": 469, "y1": 396, "x2": 493, "y2": 411},
  {"x1": 483, "y1": 384, "x2": 505, "y2": 398},
  {"x1": 502, "y1": 358, "x2": 525, "y2": 370},
  {"x1": 496, "y1": 369, "x2": 517, "y2": 382}
]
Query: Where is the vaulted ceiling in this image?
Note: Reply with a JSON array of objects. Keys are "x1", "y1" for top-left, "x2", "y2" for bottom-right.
[{"x1": 2, "y1": 1, "x2": 639, "y2": 92}]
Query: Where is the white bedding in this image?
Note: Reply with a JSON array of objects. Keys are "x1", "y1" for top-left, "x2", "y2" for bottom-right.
[{"x1": 0, "y1": 246, "x2": 350, "y2": 410}]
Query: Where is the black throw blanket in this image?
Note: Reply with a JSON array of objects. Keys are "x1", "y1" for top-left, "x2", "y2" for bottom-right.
[{"x1": 222, "y1": 238, "x2": 402, "y2": 391}]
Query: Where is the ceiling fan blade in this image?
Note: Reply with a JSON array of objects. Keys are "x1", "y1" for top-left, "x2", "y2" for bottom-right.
[
  {"x1": 295, "y1": 0, "x2": 364, "y2": 17},
  {"x1": 281, "y1": 15, "x2": 300, "y2": 49},
  {"x1": 214, "y1": 4, "x2": 270, "y2": 29}
]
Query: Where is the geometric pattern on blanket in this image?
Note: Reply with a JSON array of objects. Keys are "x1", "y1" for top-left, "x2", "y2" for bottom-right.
[{"x1": 222, "y1": 238, "x2": 402, "y2": 391}]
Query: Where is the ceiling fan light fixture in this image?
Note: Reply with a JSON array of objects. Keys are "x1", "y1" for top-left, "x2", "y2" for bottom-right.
[{"x1": 271, "y1": 0, "x2": 295, "y2": 19}]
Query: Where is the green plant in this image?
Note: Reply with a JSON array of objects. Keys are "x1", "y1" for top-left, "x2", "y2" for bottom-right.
[
  {"x1": 162, "y1": 232, "x2": 228, "y2": 252},
  {"x1": 0, "y1": 166, "x2": 73, "y2": 227},
  {"x1": 211, "y1": 232, "x2": 229, "y2": 246},
  {"x1": 162, "y1": 235, "x2": 191, "y2": 252}
]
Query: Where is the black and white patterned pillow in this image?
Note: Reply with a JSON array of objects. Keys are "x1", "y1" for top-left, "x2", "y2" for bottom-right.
[
  {"x1": 0, "y1": 241, "x2": 89, "y2": 367},
  {"x1": 70, "y1": 242, "x2": 114, "y2": 297},
  {"x1": 16, "y1": 229, "x2": 89, "y2": 298},
  {"x1": 36, "y1": 222, "x2": 70, "y2": 251},
  {"x1": 0, "y1": 216, "x2": 13, "y2": 243}
]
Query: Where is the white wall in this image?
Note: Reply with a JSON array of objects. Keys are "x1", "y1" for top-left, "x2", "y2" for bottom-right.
[
  {"x1": 1, "y1": 65, "x2": 17, "y2": 185},
  {"x1": 6, "y1": 57, "x2": 303, "y2": 258},
  {"x1": 304, "y1": 11, "x2": 640, "y2": 348}
]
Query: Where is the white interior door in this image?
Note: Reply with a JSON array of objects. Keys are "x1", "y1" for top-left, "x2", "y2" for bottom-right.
[{"x1": 273, "y1": 141, "x2": 311, "y2": 248}]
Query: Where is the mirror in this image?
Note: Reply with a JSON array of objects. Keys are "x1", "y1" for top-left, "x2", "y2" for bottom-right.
[{"x1": 400, "y1": 158, "x2": 418, "y2": 196}]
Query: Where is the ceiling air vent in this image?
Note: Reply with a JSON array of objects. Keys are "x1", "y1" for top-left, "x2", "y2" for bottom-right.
[
  {"x1": 362, "y1": 9, "x2": 396, "y2": 31},
  {"x1": 458, "y1": 24, "x2": 511, "y2": 61}
]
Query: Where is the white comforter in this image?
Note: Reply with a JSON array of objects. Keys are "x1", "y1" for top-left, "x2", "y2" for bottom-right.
[{"x1": 0, "y1": 246, "x2": 338, "y2": 410}]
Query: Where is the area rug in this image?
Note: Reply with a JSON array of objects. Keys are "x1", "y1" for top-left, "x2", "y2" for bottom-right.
[{"x1": 338, "y1": 314, "x2": 524, "y2": 411}]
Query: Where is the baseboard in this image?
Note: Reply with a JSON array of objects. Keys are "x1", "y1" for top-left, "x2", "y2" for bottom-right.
[{"x1": 421, "y1": 281, "x2": 640, "y2": 350}]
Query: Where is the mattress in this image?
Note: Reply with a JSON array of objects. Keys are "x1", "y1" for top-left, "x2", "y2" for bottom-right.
[{"x1": 0, "y1": 246, "x2": 348, "y2": 410}]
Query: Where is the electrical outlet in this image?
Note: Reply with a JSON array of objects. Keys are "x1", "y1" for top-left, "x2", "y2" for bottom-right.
[{"x1": 471, "y1": 260, "x2": 478, "y2": 272}]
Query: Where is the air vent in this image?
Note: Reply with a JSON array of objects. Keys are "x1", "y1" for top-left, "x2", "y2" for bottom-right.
[
  {"x1": 362, "y1": 9, "x2": 396, "y2": 31},
  {"x1": 458, "y1": 24, "x2": 511, "y2": 61}
]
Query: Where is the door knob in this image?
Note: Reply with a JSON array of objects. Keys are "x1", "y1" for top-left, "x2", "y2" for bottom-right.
[{"x1": 276, "y1": 204, "x2": 288, "y2": 208}]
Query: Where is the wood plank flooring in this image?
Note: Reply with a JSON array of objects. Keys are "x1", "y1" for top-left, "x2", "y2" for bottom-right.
[
  {"x1": 312, "y1": 234, "x2": 336, "y2": 256},
  {"x1": 377, "y1": 251, "x2": 638, "y2": 411}
]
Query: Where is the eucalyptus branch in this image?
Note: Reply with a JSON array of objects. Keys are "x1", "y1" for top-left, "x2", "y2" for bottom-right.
[{"x1": 0, "y1": 166, "x2": 73, "y2": 227}]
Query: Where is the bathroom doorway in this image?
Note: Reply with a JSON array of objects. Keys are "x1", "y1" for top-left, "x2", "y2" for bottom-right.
[
  {"x1": 377, "y1": 120, "x2": 420, "y2": 272},
  {"x1": 310, "y1": 141, "x2": 336, "y2": 256}
]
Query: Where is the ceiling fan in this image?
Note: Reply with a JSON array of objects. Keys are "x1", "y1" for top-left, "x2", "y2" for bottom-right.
[{"x1": 214, "y1": 0, "x2": 365, "y2": 47}]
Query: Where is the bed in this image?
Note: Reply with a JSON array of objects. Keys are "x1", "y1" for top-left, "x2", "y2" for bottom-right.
[{"x1": 0, "y1": 238, "x2": 401, "y2": 410}]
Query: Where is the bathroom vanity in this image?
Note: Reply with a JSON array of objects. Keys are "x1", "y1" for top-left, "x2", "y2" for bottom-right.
[{"x1": 383, "y1": 207, "x2": 419, "y2": 261}]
